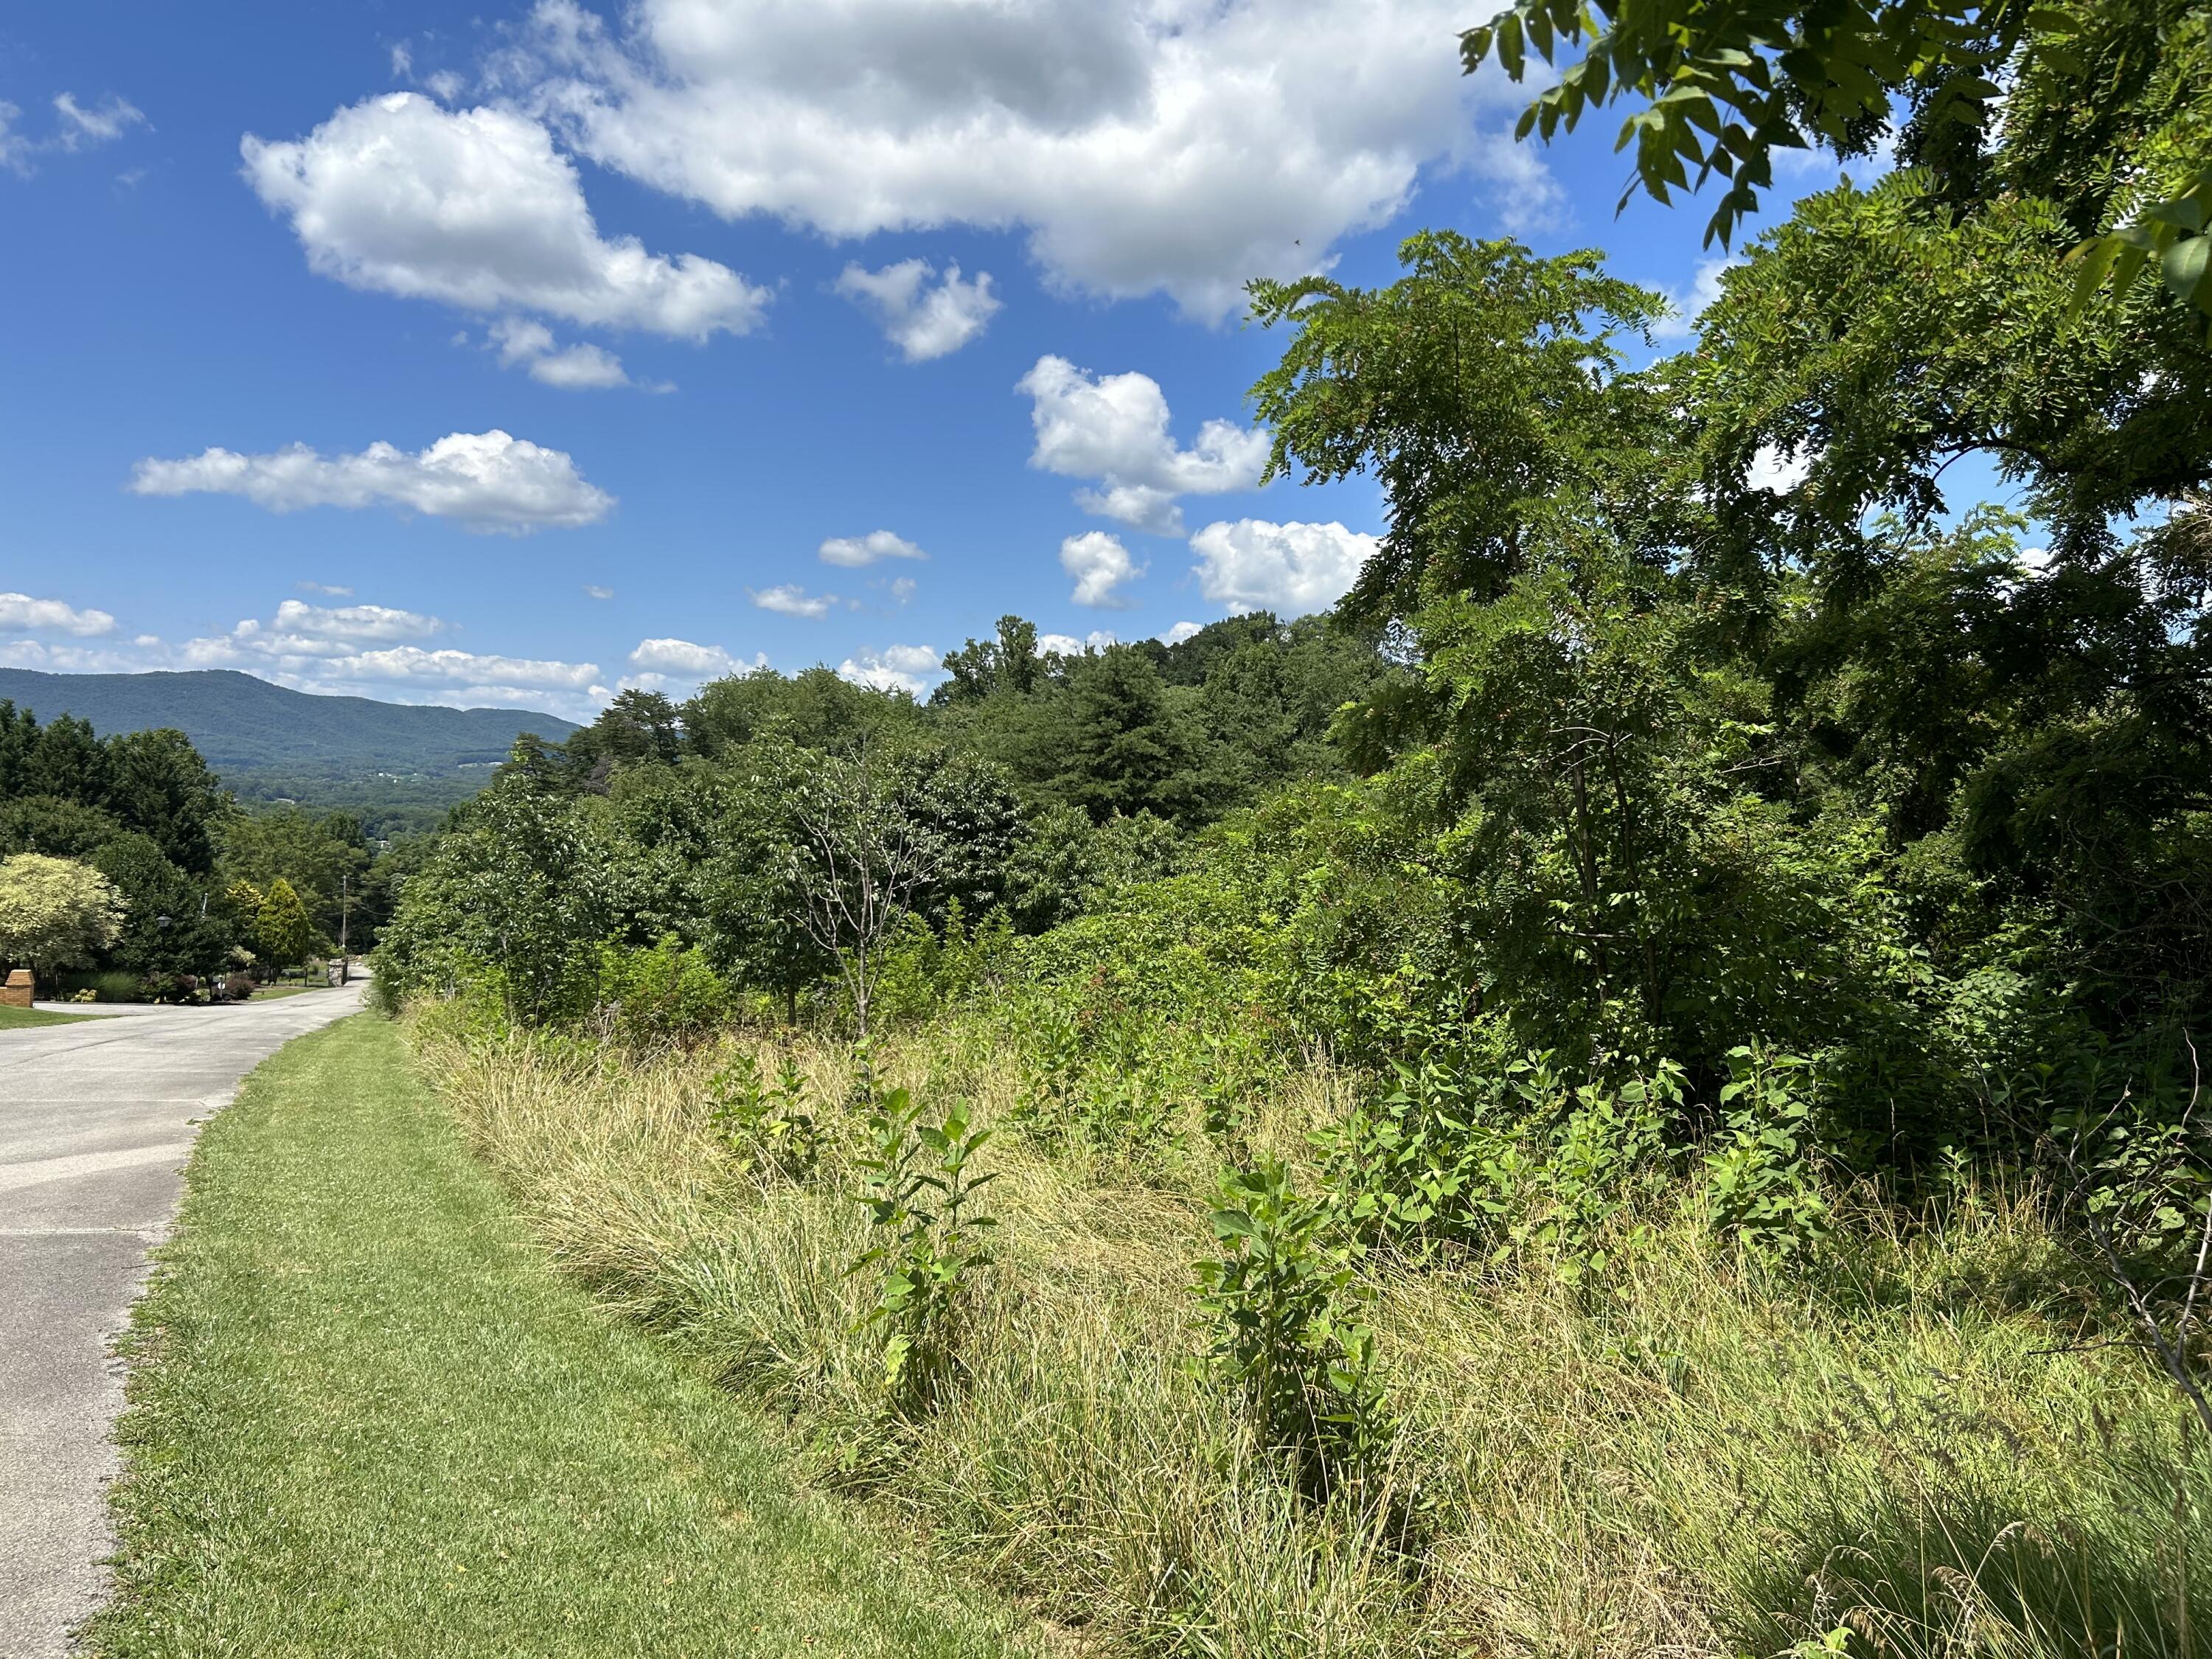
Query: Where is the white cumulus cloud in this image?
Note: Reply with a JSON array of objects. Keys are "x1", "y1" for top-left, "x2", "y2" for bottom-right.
[
  {"x1": 1158, "y1": 620, "x2": 1203, "y2": 646},
  {"x1": 1060, "y1": 529, "x2": 1143, "y2": 608},
  {"x1": 837, "y1": 643, "x2": 943, "y2": 698},
  {"x1": 1038, "y1": 630, "x2": 1119, "y2": 656},
  {"x1": 1189, "y1": 518, "x2": 1377, "y2": 616},
  {"x1": 1019, "y1": 355, "x2": 1267, "y2": 535},
  {"x1": 129, "y1": 428, "x2": 613, "y2": 532},
  {"x1": 628, "y1": 636, "x2": 758, "y2": 678},
  {"x1": 835, "y1": 258, "x2": 1002, "y2": 361},
  {"x1": 512, "y1": 0, "x2": 1550, "y2": 318},
  {"x1": 269, "y1": 598, "x2": 448, "y2": 641},
  {"x1": 241, "y1": 92, "x2": 770, "y2": 339},
  {"x1": 0, "y1": 593, "x2": 117, "y2": 636},
  {"x1": 490, "y1": 316, "x2": 640, "y2": 389},
  {"x1": 818, "y1": 529, "x2": 927, "y2": 567},
  {"x1": 621, "y1": 637, "x2": 767, "y2": 695},
  {"x1": 751, "y1": 584, "x2": 838, "y2": 619}
]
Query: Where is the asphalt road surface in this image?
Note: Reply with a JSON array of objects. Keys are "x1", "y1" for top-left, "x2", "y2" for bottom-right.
[{"x1": 1, "y1": 988, "x2": 366, "y2": 1658}]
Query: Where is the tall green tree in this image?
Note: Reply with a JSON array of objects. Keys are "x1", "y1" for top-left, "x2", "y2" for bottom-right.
[
  {"x1": 105, "y1": 727, "x2": 227, "y2": 874},
  {"x1": 936, "y1": 616, "x2": 1044, "y2": 703},
  {"x1": 1044, "y1": 646, "x2": 1217, "y2": 825},
  {"x1": 91, "y1": 832, "x2": 237, "y2": 984},
  {"x1": 220, "y1": 808, "x2": 371, "y2": 939},
  {"x1": 1248, "y1": 232, "x2": 1676, "y2": 625},
  {"x1": 254, "y1": 877, "x2": 318, "y2": 973},
  {"x1": 1456, "y1": 0, "x2": 2212, "y2": 322}
]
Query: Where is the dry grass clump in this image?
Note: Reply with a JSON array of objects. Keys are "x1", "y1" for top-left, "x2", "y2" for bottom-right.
[{"x1": 418, "y1": 1020, "x2": 2208, "y2": 1659}]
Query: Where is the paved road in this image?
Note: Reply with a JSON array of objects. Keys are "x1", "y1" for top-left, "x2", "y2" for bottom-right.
[{"x1": 1, "y1": 989, "x2": 366, "y2": 1658}]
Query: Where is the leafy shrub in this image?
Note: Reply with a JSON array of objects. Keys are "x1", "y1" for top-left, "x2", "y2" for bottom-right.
[
  {"x1": 80, "y1": 970, "x2": 145, "y2": 1004},
  {"x1": 1194, "y1": 1161, "x2": 1394, "y2": 1501},
  {"x1": 1322, "y1": 1039, "x2": 1677, "y2": 1279},
  {"x1": 705, "y1": 1051, "x2": 820, "y2": 1181},
  {"x1": 223, "y1": 971, "x2": 255, "y2": 1001},
  {"x1": 1702, "y1": 1044, "x2": 1832, "y2": 1261},
  {"x1": 851, "y1": 1086, "x2": 998, "y2": 1413},
  {"x1": 593, "y1": 934, "x2": 730, "y2": 1048}
]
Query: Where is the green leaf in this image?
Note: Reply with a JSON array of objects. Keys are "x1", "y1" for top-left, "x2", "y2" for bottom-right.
[
  {"x1": 1497, "y1": 11, "x2": 1526, "y2": 80},
  {"x1": 2146, "y1": 197, "x2": 2208, "y2": 235},
  {"x1": 2163, "y1": 234, "x2": 2211, "y2": 307}
]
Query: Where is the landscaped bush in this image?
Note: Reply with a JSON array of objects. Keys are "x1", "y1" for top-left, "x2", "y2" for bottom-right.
[{"x1": 63, "y1": 970, "x2": 149, "y2": 1004}]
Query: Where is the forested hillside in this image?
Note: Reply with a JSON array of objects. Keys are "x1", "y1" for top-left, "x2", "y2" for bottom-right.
[
  {"x1": 0, "y1": 669, "x2": 577, "y2": 828},
  {"x1": 364, "y1": 4, "x2": 2212, "y2": 1652}
]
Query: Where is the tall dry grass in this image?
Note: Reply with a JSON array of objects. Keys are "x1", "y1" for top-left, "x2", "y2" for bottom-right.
[{"x1": 414, "y1": 1018, "x2": 2208, "y2": 1658}]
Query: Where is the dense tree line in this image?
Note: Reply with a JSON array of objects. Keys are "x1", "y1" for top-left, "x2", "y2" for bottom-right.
[{"x1": 372, "y1": 613, "x2": 1388, "y2": 1020}]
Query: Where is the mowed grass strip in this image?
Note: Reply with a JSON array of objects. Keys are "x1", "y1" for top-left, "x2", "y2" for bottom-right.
[
  {"x1": 0, "y1": 1004, "x2": 100, "y2": 1028},
  {"x1": 87, "y1": 1012, "x2": 1036, "y2": 1659}
]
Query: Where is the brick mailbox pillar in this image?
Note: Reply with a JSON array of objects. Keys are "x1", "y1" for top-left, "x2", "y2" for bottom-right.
[{"x1": 1, "y1": 969, "x2": 32, "y2": 1009}]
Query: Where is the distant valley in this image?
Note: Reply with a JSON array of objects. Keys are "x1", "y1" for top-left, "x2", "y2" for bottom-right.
[{"x1": 0, "y1": 668, "x2": 577, "y2": 830}]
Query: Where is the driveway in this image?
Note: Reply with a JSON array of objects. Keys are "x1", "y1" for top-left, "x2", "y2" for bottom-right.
[{"x1": 0, "y1": 988, "x2": 367, "y2": 1658}]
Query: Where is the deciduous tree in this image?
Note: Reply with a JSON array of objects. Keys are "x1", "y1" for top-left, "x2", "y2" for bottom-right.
[{"x1": 0, "y1": 853, "x2": 125, "y2": 992}]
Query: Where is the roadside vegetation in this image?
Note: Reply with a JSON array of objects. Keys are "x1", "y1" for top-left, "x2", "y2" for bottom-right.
[
  {"x1": 424, "y1": 1016, "x2": 2202, "y2": 1657},
  {"x1": 87, "y1": 1014, "x2": 1039, "y2": 1659},
  {"x1": 230, "y1": 0, "x2": 2212, "y2": 1652}
]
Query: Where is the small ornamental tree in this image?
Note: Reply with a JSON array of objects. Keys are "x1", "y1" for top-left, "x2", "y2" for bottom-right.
[
  {"x1": 0, "y1": 852, "x2": 125, "y2": 992},
  {"x1": 254, "y1": 877, "x2": 318, "y2": 974}
]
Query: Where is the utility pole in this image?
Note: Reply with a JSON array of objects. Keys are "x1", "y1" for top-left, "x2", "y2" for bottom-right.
[{"x1": 338, "y1": 873, "x2": 350, "y2": 986}]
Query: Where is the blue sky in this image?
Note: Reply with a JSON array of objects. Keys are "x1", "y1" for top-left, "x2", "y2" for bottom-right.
[{"x1": 1, "y1": 0, "x2": 1885, "y2": 720}]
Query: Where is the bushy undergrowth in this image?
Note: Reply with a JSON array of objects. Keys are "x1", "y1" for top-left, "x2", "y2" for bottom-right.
[{"x1": 414, "y1": 1003, "x2": 2208, "y2": 1659}]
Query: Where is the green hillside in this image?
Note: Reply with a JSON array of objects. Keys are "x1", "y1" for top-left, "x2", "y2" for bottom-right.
[{"x1": 0, "y1": 669, "x2": 577, "y2": 823}]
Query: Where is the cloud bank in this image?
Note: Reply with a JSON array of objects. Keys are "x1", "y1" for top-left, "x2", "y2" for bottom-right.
[
  {"x1": 130, "y1": 429, "x2": 613, "y2": 532},
  {"x1": 514, "y1": 0, "x2": 1550, "y2": 317}
]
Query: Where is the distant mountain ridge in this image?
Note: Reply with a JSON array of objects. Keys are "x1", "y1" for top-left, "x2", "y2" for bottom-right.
[{"x1": 0, "y1": 669, "x2": 578, "y2": 804}]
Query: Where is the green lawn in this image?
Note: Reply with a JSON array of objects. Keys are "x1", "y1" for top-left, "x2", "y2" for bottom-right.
[
  {"x1": 240, "y1": 983, "x2": 323, "y2": 1000},
  {"x1": 0, "y1": 1004, "x2": 97, "y2": 1029},
  {"x1": 88, "y1": 1014, "x2": 1039, "y2": 1659}
]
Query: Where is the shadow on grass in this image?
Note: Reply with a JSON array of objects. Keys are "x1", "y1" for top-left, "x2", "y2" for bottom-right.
[{"x1": 1731, "y1": 1437, "x2": 2206, "y2": 1658}]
